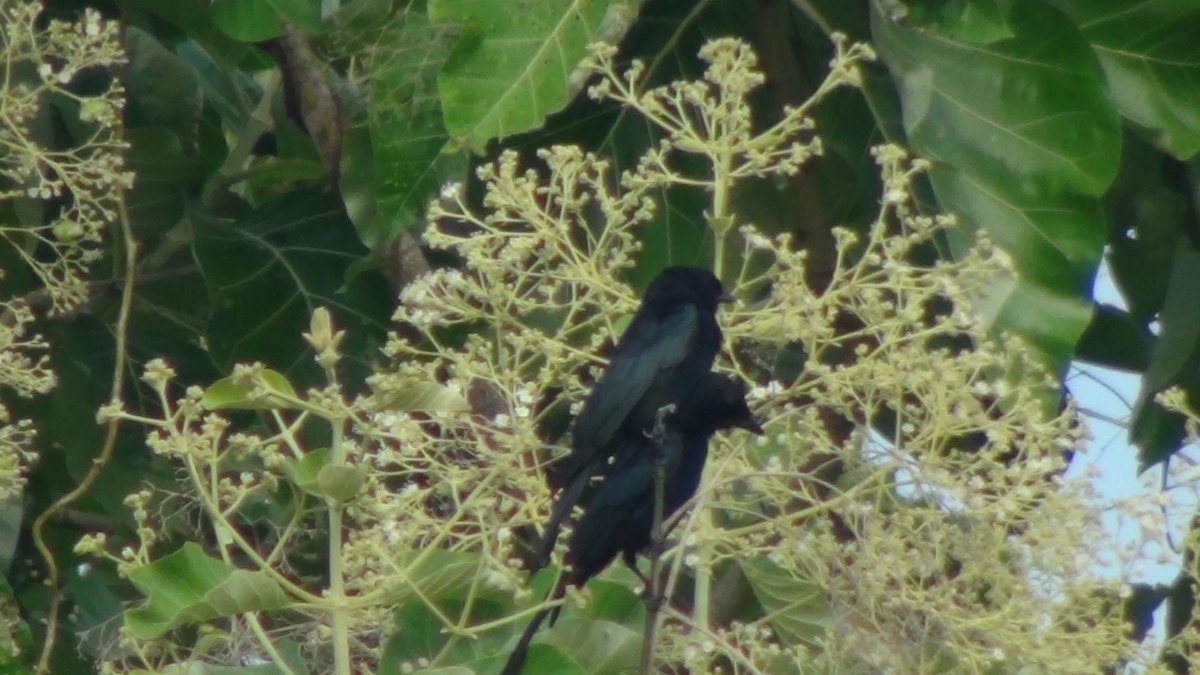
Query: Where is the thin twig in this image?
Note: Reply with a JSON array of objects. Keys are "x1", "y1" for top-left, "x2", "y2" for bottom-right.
[
  {"x1": 641, "y1": 404, "x2": 674, "y2": 675},
  {"x1": 32, "y1": 174, "x2": 139, "y2": 675}
]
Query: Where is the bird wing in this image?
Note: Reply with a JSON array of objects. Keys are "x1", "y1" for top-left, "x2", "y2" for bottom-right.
[
  {"x1": 566, "y1": 434, "x2": 685, "y2": 584},
  {"x1": 570, "y1": 304, "x2": 699, "y2": 455},
  {"x1": 565, "y1": 456, "x2": 655, "y2": 584}
]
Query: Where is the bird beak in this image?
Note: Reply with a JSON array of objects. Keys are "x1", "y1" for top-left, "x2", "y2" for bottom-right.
[
  {"x1": 718, "y1": 292, "x2": 736, "y2": 305},
  {"x1": 739, "y1": 417, "x2": 765, "y2": 435}
]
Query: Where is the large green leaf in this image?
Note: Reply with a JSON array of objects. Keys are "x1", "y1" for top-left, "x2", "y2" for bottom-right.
[
  {"x1": 1105, "y1": 133, "x2": 1192, "y2": 322},
  {"x1": 738, "y1": 556, "x2": 828, "y2": 649},
  {"x1": 381, "y1": 575, "x2": 516, "y2": 675},
  {"x1": 875, "y1": 2, "x2": 1119, "y2": 195},
  {"x1": 135, "y1": 0, "x2": 256, "y2": 67},
  {"x1": 363, "y1": 9, "x2": 467, "y2": 240},
  {"x1": 131, "y1": 663, "x2": 296, "y2": 675},
  {"x1": 872, "y1": 0, "x2": 1121, "y2": 384},
  {"x1": 1103, "y1": 133, "x2": 1197, "y2": 466},
  {"x1": 899, "y1": 0, "x2": 1012, "y2": 43},
  {"x1": 1053, "y1": 0, "x2": 1200, "y2": 160},
  {"x1": 370, "y1": 381, "x2": 470, "y2": 413},
  {"x1": 202, "y1": 368, "x2": 301, "y2": 410},
  {"x1": 576, "y1": 577, "x2": 643, "y2": 624},
  {"x1": 1136, "y1": 245, "x2": 1200, "y2": 400},
  {"x1": 211, "y1": 0, "x2": 284, "y2": 42},
  {"x1": 389, "y1": 549, "x2": 486, "y2": 605},
  {"x1": 1075, "y1": 303, "x2": 1153, "y2": 372},
  {"x1": 190, "y1": 190, "x2": 392, "y2": 378},
  {"x1": 124, "y1": 27, "x2": 203, "y2": 145},
  {"x1": 928, "y1": 166, "x2": 1101, "y2": 368},
  {"x1": 65, "y1": 568, "x2": 126, "y2": 659},
  {"x1": 382, "y1": 602, "x2": 451, "y2": 668},
  {"x1": 507, "y1": 645, "x2": 586, "y2": 675},
  {"x1": 429, "y1": 0, "x2": 641, "y2": 152},
  {"x1": 125, "y1": 127, "x2": 209, "y2": 234},
  {"x1": 539, "y1": 615, "x2": 640, "y2": 674},
  {"x1": 266, "y1": 0, "x2": 323, "y2": 33},
  {"x1": 124, "y1": 543, "x2": 294, "y2": 639},
  {"x1": 1130, "y1": 243, "x2": 1200, "y2": 467},
  {"x1": 175, "y1": 39, "x2": 262, "y2": 131}
]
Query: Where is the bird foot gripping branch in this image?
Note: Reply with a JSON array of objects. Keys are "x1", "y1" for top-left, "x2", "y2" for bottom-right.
[{"x1": 645, "y1": 403, "x2": 678, "y2": 447}]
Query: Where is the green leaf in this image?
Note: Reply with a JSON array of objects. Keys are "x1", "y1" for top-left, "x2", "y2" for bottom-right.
[
  {"x1": 539, "y1": 615, "x2": 640, "y2": 674},
  {"x1": 212, "y1": 0, "x2": 284, "y2": 42},
  {"x1": 339, "y1": 124, "x2": 385, "y2": 247},
  {"x1": 902, "y1": 0, "x2": 1012, "y2": 43},
  {"x1": 283, "y1": 447, "x2": 330, "y2": 495},
  {"x1": 928, "y1": 164, "x2": 1102, "y2": 370},
  {"x1": 125, "y1": 543, "x2": 294, "y2": 639},
  {"x1": 190, "y1": 190, "x2": 391, "y2": 378},
  {"x1": 202, "y1": 368, "x2": 300, "y2": 410},
  {"x1": 365, "y1": 9, "x2": 467, "y2": 239},
  {"x1": 175, "y1": 40, "x2": 261, "y2": 129},
  {"x1": 371, "y1": 381, "x2": 470, "y2": 413},
  {"x1": 1053, "y1": 0, "x2": 1200, "y2": 160},
  {"x1": 40, "y1": 318, "x2": 112, "y2": 485},
  {"x1": 384, "y1": 596, "x2": 514, "y2": 673},
  {"x1": 244, "y1": 158, "x2": 328, "y2": 197},
  {"x1": 317, "y1": 463, "x2": 368, "y2": 502},
  {"x1": 578, "y1": 578, "x2": 643, "y2": 623},
  {"x1": 124, "y1": 27, "x2": 203, "y2": 145},
  {"x1": 329, "y1": 0, "x2": 393, "y2": 33},
  {"x1": 125, "y1": 127, "x2": 208, "y2": 234},
  {"x1": 872, "y1": 0, "x2": 1121, "y2": 389},
  {"x1": 1137, "y1": 244, "x2": 1200, "y2": 397},
  {"x1": 739, "y1": 556, "x2": 828, "y2": 648},
  {"x1": 131, "y1": 663, "x2": 293, "y2": 675},
  {"x1": 1132, "y1": 396, "x2": 1188, "y2": 469},
  {"x1": 980, "y1": 274, "x2": 1095, "y2": 379},
  {"x1": 389, "y1": 549, "x2": 484, "y2": 605},
  {"x1": 136, "y1": 0, "x2": 255, "y2": 67},
  {"x1": 266, "y1": 0, "x2": 323, "y2": 33},
  {"x1": 1075, "y1": 303, "x2": 1153, "y2": 372},
  {"x1": 512, "y1": 644, "x2": 586, "y2": 675},
  {"x1": 383, "y1": 602, "x2": 451, "y2": 665},
  {"x1": 874, "y1": 2, "x2": 1120, "y2": 196},
  {"x1": 429, "y1": 0, "x2": 640, "y2": 152},
  {"x1": 66, "y1": 567, "x2": 126, "y2": 658},
  {"x1": 1105, "y1": 132, "x2": 1192, "y2": 322},
  {"x1": 1130, "y1": 243, "x2": 1200, "y2": 466}
]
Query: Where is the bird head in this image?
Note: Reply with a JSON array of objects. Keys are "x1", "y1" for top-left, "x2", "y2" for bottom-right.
[
  {"x1": 679, "y1": 373, "x2": 764, "y2": 436},
  {"x1": 643, "y1": 266, "x2": 734, "y2": 312}
]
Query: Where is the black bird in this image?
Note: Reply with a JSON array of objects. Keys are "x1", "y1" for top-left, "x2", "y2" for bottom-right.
[
  {"x1": 535, "y1": 266, "x2": 732, "y2": 566},
  {"x1": 500, "y1": 374, "x2": 763, "y2": 675},
  {"x1": 565, "y1": 374, "x2": 763, "y2": 584}
]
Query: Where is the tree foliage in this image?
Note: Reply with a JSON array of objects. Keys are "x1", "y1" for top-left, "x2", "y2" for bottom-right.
[{"x1": 2, "y1": 0, "x2": 1200, "y2": 674}]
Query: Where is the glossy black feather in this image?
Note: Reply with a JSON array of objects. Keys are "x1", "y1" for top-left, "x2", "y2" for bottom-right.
[
  {"x1": 553, "y1": 266, "x2": 728, "y2": 489},
  {"x1": 566, "y1": 373, "x2": 763, "y2": 586},
  {"x1": 535, "y1": 267, "x2": 729, "y2": 567},
  {"x1": 499, "y1": 374, "x2": 761, "y2": 675},
  {"x1": 537, "y1": 265, "x2": 724, "y2": 559}
]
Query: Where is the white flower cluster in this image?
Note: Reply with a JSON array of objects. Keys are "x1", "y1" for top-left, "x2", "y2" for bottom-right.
[{"x1": 1, "y1": 3, "x2": 130, "y2": 312}]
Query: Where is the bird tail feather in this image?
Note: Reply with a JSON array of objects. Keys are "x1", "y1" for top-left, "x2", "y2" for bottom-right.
[
  {"x1": 532, "y1": 472, "x2": 589, "y2": 571},
  {"x1": 498, "y1": 575, "x2": 568, "y2": 675}
]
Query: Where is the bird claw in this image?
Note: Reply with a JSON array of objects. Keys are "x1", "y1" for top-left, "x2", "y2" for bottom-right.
[
  {"x1": 644, "y1": 537, "x2": 675, "y2": 558},
  {"x1": 644, "y1": 403, "x2": 677, "y2": 444}
]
